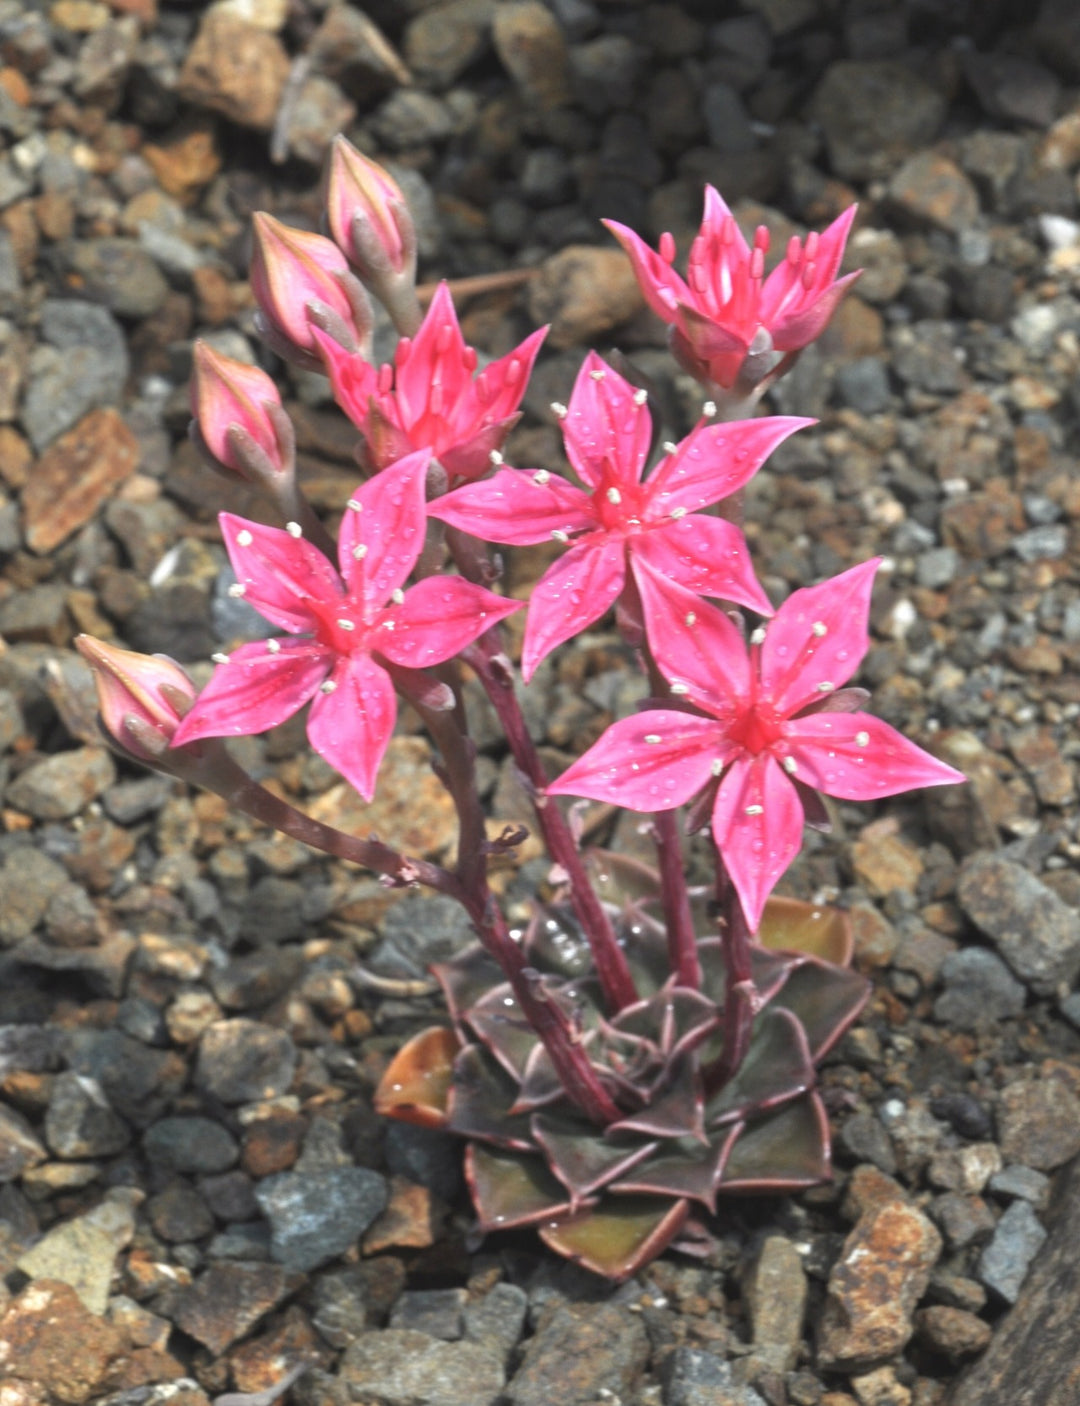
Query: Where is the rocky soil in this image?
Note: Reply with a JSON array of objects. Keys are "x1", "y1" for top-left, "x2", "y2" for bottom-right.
[{"x1": 1, "y1": 1, "x2": 1080, "y2": 1404}]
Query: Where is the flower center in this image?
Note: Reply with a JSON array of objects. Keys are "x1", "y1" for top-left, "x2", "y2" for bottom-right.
[
  {"x1": 306, "y1": 594, "x2": 371, "y2": 655},
  {"x1": 594, "y1": 479, "x2": 647, "y2": 533},
  {"x1": 728, "y1": 704, "x2": 784, "y2": 756}
]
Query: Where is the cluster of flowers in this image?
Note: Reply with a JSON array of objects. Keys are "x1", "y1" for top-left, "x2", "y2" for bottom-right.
[{"x1": 78, "y1": 138, "x2": 963, "y2": 1278}]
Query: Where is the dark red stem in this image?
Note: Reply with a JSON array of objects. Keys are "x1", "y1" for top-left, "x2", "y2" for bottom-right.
[
  {"x1": 702, "y1": 858, "x2": 757, "y2": 1098},
  {"x1": 652, "y1": 809, "x2": 701, "y2": 989}
]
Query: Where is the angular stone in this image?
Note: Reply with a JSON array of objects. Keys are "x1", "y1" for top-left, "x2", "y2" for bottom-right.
[
  {"x1": 5, "y1": 747, "x2": 116, "y2": 821},
  {"x1": 0, "y1": 1281, "x2": 126, "y2": 1404},
  {"x1": 528, "y1": 245, "x2": 644, "y2": 349},
  {"x1": 810, "y1": 61, "x2": 947, "y2": 182},
  {"x1": 915, "y1": 1306, "x2": 991, "y2": 1363},
  {"x1": 255, "y1": 1165, "x2": 387, "y2": 1272},
  {"x1": 43, "y1": 1072, "x2": 130, "y2": 1159},
  {"x1": 62, "y1": 239, "x2": 169, "y2": 320},
  {"x1": 492, "y1": 2, "x2": 572, "y2": 109},
  {"x1": 170, "y1": 1261, "x2": 299, "y2": 1356},
  {"x1": 142, "y1": 121, "x2": 222, "y2": 204},
  {"x1": 508, "y1": 1302, "x2": 649, "y2": 1406},
  {"x1": 851, "y1": 818, "x2": 923, "y2": 897},
  {"x1": 817, "y1": 1201, "x2": 943, "y2": 1371},
  {"x1": 405, "y1": 0, "x2": 494, "y2": 88},
  {"x1": 340, "y1": 1330, "x2": 505, "y2": 1406},
  {"x1": 957, "y1": 854, "x2": 1080, "y2": 995},
  {"x1": 143, "y1": 1116, "x2": 239, "y2": 1175},
  {"x1": 659, "y1": 1347, "x2": 766, "y2": 1406},
  {"x1": 745, "y1": 1235, "x2": 806, "y2": 1373},
  {"x1": 0, "y1": 1104, "x2": 46, "y2": 1182},
  {"x1": 22, "y1": 408, "x2": 139, "y2": 554},
  {"x1": 997, "y1": 1077, "x2": 1080, "y2": 1172},
  {"x1": 195, "y1": 1019, "x2": 297, "y2": 1105},
  {"x1": 178, "y1": 14, "x2": 290, "y2": 131},
  {"x1": 887, "y1": 153, "x2": 980, "y2": 234},
  {"x1": 978, "y1": 1199, "x2": 1047, "y2": 1304},
  {"x1": 16, "y1": 1218, "x2": 117, "y2": 1316},
  {"x1": 0, "y1": 849, "x2": 68, "y2": 945}
]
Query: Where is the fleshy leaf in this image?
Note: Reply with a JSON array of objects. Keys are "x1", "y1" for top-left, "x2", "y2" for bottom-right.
[
  {"x1": 531, "y1": 1112, "x2": 657, "y2": 1202},
  {"x1": 771, "y1": 957, "x2": 871, "y2": 1061},
  {"x1": 431, "y1": 944, "x2": 504, "y2": 1025},
  {"x1": 706, "y1": 1007, "x2": 814, "y2": 1127},
  {"x1": 610, "y1": 1128, "x2": 739, "y2": 1212},
  {"x1": 540, "y1": 1195, "x2": 690, "y2": 1283},
  {"x1": 720, "y1": 1091, "x2": 831, "y2": 1189},
  {"x1": 607, "y1": 1054, "x2": 704, "y2": 1141},
  {"x1": 374, "y1": 1026, "x2": 459, "y2": 1128},
  {"x1": 445, "y1": 1045, "x2": 534, "y2": 1150},
  {"x1": 466, "y1": 1143, "x2": 573, "y2": 1230},
  {"x1": 759, "y1": 897, "x2": 853, "y2": 965}
]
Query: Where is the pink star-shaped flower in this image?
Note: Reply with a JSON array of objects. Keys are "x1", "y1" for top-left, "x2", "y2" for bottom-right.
[
  {"x1": 427, "y1": 352, "x2": 810, "y2": 679},
  {"x1": 171, "y1": 451, "x2": 520, "y2": 801},
  {"x1": 548, "y1": 559, "x2": 964, "y2": 931},
  {"x1": 315, "y1": 282, "x2": 546, "y2": 482},
  {"x1": 606, "y1": 189, "x2": 859, "y2": 391}
]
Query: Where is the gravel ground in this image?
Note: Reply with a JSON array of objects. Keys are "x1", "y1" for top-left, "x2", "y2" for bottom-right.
[{"x1": 1, "y1": 1, "x2": 1080, "y2": 1404}]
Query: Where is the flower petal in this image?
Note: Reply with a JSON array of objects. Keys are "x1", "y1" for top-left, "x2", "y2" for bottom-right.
[
  {"x1": 632, "y1": 558, "x2": 751, "y2": 717},
  {"x1": 473, "y1": 325, "x2": 547, "y2": 424},
  {"x1": 787, "y1": 711, "x2": 965, "y2": 801},
  {"x1": 377, "y1": 577, "x2": 521, "y2": 668},
  {"x1": 633, "y1": 517, "x2": 772, "y2": 616},
  {"x1": 770, "y1": 271, "x2": 862, "y2": 352},
  {"x1": 603, "y1": 219, "x2": 691, "y2": 325},
  {"x1": 562, "y1": 352, "x2": 652, "y2": 490},
  {"x1": 393, "y1": 282, "x2": 473, "y2": 429},
  {"x1": 521, "y1": 535, "x2": 625, "y2": 680},
  {"x1": 338, "y1": 449, "x2": 430, "y2": 608},
  {"x1": 172, "y1": 639, "x2": 330, "y2": 746},
  {"x1": 645, "y1": 416, "x2": 812, "y2": 514},
  {"x1": 759, "y1": 558, "x2": 880, "y2": 719},
  {"x1": 313, "y1": 328, "x2": 378, "y2": 429},
  {"x1": 221, "y1": 513, "x2": 343, "y2": 634},
  {"x1": 428, "y1": 468, "x2": 594, "y2": 546},
  {"x1": 307, "y1": 652, "x2": 397, "y2": 803},
  {"x1": 547, "y1": 710, "x2": 726, "y2": 811},
  {"x1": 711, "y1": 754, "x2": 804, "y2": 933}
]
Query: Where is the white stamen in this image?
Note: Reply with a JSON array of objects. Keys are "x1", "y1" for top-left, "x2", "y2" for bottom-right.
[
  {"x1": 533, "y1": 470, "x2": 551, "y2": 484},
  {"x1": 352, "y1": 543, "x2": 368, "y2": 559},
  {"x1": 684, "y1": 611, "x2": 696, "y2": 626},
  {"x1": 286, "y1": 521, "x2": 302, "y2": 538},
  {"x1": 782, "y1": 756, "x2": 798, "y2": 774},
  {"x1": 236, "y1": 530, "x2": 253, "y2": 547},
  {"x1": 811, "y1": 620, "x2": 827, "y2": 637},
  {"x1": 337, "y1": 619, "x2": 355, "y2": 631},
  {"x1": 643, "y1": 734, "x2": 662, "y2": 745},
  {"x1": 267, "y1": 639, "x2": 281, "y2": 654},
  {"x1": 589, "y1": 368, "x2": 606, "y2": 381},
  {"x1": 390, "y1": 588, "x2": 405, "y2": 605},
  {"x1": 662, "y1": 440, "x2": 678, "y2": 455},
  {"x1": 320, "y1": 680, "x2": 337, "y2": 693},
  {"x1": 227, "y1": 583, "x2": 246, "y2": 598},
  {"x1": 750, "y1": 626, "x2": 766, "y2": 645},
  {"x1": 606, "y1": 487, "x2": 622, "y2": 504},
  {"x1": 669, "y1": 682, "x2": 689, "y2": 695},
  {"x1": 855, "y1": 730, "x2": 870, "y2": 748},
  {"x1": 710, "y1": 758, "x2": 723, "y2": 777},
  {"x1": 551, "y1": 401, "x2": 568, "y2": 419},
  {"x1": 211, "y1": 653, "x2": 229, "y2": 665},
  {"x1": 489, "y1": 450, "x2": 504, "y2": 466},
  {"x1": 669, "y1": 506, "x2": 687, "y2": 519},
  {"x1": 816, "y1": 681, "x2": 835, "y2": 693},
  {"x1": 702, "y1": 400, "x2": 717, "y2": 418},
  {"x1": 745, "y1": 804, "x2": 764, "y2": 816},
  {"x1": 633, "y1": 388, "x2": 648, "y2": 406},
  {"x1": 346, "y1": 498, "x2": 362, "y2": 511},
  {"x1": 551, "y1": 529, "x2": 569, "y2": 542}
]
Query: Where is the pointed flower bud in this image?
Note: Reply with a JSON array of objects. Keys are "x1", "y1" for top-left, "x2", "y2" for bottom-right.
[
  {"x1": 326, "y1": 136, "x2": 415, "y2": 280},
  {"x1": 250, "y1": 213, "x2": 370, "y2": 362},
  {"x1": 191, "y1": 341, "x2": 287, "y2": 480},
  {"x1": 75, "y1": 637, "x2": 197, "y2": 762}
]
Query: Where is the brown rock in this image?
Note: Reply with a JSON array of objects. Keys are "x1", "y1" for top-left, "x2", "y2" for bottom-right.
[
  {"x1": 851, "y1": 817, "x2": 924, "y2": 897},
  {"x1": 177, "y1": 13, "x2": 290, "y2": 132},
  {"x1": 22, "y1": 408, "x2": 139, "y2": 555},
  {"x1": 528, "y1": 246, "x2": 644, "y2": 350},
  {"x1": 915, "y1": 1306, "x2": 991, "y2": 1362},
  {"x1": 240, "y1": 1111, "x2": 307, "y2": 1177},
  {"x1": 940, "y1": 487, "x2": 1025, "y2": 558},
  {"x1": 309, "y1": 4, "x2": 411, "y2": 87},
  {"x1": 0, "y1": 1281, "x2": 127, "y2": 1405},
  {"x1": 818, "y1": 296, "x2": 884, "y2": 360},
  {"x1": 363, "y1": 1176, "x2": 445, "y2": 1253},
  {"x1": 998, "y1": 1078, "x2": 1080, "y2": 1171},
  {"x1": 1008, "y1": 726, "x2": 1076, "y2": 807},
  {"x1": 887, "y1": 152, "x2": 980, "y2": 233},
  {"x1": 170, "y1": 1262, "x2": 299, "y2": 1356},
  {"x1": 142, "y1": 120, "x2": 222, "y2": 204},
  {"x1": 817, "y1": 1201, "x2": 942, "y2": 1371},
  {"x1": 493, "y1": 2, "x2": 572, "y2": 109},
  {"x1": 0, "y1": 425, "x2": 32, "y2": 489}
]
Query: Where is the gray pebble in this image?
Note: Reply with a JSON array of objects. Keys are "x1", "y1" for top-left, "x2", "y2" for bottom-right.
[
  {"x1": 933, "y1": 948, "x2": 1026, "y2": 1031},
  {"x1": 44, "y1": 1070, "x2": 130, "y2": 1158},
  {"x1": 989, "y1": 1165, "x2": 1051, "y2": 1209},
  {"x1": 390, "y1": 1288, "x2": 467, "y2": 1340},
  {"x1": 660, "y1": 1347, "x2": 766, "y2": 1406},
  {"x1": 195, "y1": 1018, "x2": 297, "y2": 1105},
  {"x1": 256, "y1": 1165, "x2": 388, "y2": 1272},
  {"x1": 978, "y1": 1199, "x2": 1047, "y2": 1303},
  {"x1": 143, "y1": 1116, "x2": 239, "y2": 1175}
]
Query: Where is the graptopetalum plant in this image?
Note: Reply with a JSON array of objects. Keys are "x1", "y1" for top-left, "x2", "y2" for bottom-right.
[{"x1": 77, "y1": 138, "x2": 964, "y2": 1281}]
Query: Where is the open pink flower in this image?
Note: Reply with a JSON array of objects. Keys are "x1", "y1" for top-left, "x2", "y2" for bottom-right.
[
  {"x1": 171, "y1": 451, "x2": 520, "y2": 801},
  {"x1": 606, "y1": 189, "x2": 859, "y2": 391},
  {"x1": 428, "y1": 352, "x2": 809, "y2": 679},
  {"x1": 548, "y1": 559, "x2": 964, "y2": 931},
  {"x1": 315, "y1": 281, "x2": 546, "y2": 481}
]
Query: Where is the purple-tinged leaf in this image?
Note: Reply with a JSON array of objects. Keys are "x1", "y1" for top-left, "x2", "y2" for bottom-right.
[
  {"x1": 720, "y1": 1091, "x2": 831, "y2": 1190},
  {"x1": 466, "y1": 1143, "x2": 574, "y2": 1230},
  {"x1": 540, "y1": 1194, "x2": 690, "y2": 1283},
  {"x1": 706, "y1": 1007, "x2": 814, "y2": 1127}
]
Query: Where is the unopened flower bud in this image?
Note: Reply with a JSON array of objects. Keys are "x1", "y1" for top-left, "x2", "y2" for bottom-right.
[
  {"x1": 326, "y1": 136, "x2": 415, "y2": 279},
  {"x1": 191, "y1": 341, "x2": 287, "y2": 479},
  {"x1": 250, "y1": 213, "x2": 370, "y2": 361},
  {"x1": 75, "y1": 637, "x2": 196, "y2": 762}
]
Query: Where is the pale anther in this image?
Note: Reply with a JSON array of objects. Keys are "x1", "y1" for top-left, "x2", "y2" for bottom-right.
[
  {"x1": 633, "y1": 388, "x2": 648, "y2": 405},
  {"x1": 855, "y1": 730, "x2": 870, "y2": 748},
  {"x1": 286, "y1": 521, "x2": 302, "y2": 538},
  {"x1": 782, "y1": 756, "x2": 798, "y2": 774},
  {"x1": 669, "y1": 682, "x2": 689, "y2": 695},
  {"x1": 684, "y1": 611, "x2": 696, "y2": 626},
  {"x1": 710, "y1": 759, "x2": 723, "y2": 777},
  {"x1": 702, "y1": 400, "x2": 717, "y2": 418},
  {"x1": 227, "y1": 583, "x2": 246, "y2": 598},
  {"x1": 670, "y1": 506, "x2": 687, "y2": 519},
  {"x1": 352, "y1": 543, "x2": 368, "y2": 560},
  {"x1": 816, "y1": 681, "x2": 835, "y2": 692},
  {"x1": 236, "y1": 530, "x2": 253, "y2": 546},
  {"x1": 750, "y1": 626, "x2": 766, "y2": 645},
  {"x1": 551, "y1": 529, "x2": 569, "y2": 542},
  {"x1": 533, "y1": 470, "x2": 551, "y2": 484},
  {"x1": 211, "y1": 653, "x2": 229, "y2": 665},
  {"x1": 662, "y1": 440, "x2": 678, "y2": 455},
  {"x1": 643, "y1": 734, "x2": 662, "y2": 745},
  {"x1": 551, "y1": 401, "x2": 568, "y2": 419},
  {"x1": 745, "y1": 804, "x2": 764, "y2": 816},
  {"x1": 390, "y1": 588, "x2": 405, "y2": 605},
  {"x1": 346, "y1": 498, "x2": 362, "y2": 511},
  {"x1": 320, "y1": 680, "x2": 337, "y2": 693},
  {"x1": 267, "y1": 639, "x2": 281, "y2": 654},
  {"x1": 489, "y1": 450, "x2": 503, "y2": 466},
  {"x1": 811, "y1": 621, "x2": 827, "y2": 637},
  {"x1": 589, "y1": 368, "x2": 606, "y2": 381},
  {"x1": 606, "y1": 487, "x2": 622, "y2": 504},
  {"x1": 337, "y1": 619, "x2": 355, "y2": 631}
]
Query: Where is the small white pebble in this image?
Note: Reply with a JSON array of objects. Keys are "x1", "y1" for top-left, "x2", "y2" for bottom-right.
[
  {"x1": 633, "y1": 388, "x2": 648, "y2": 405},
  {"x1": 702, "y1": 400, "x2": 717, "y2": 418},
  {"x1": 267, "y1": 639, "x2": 281, "y2": 654},
  {"x1": 489, "y1": 450, "x2": 504, "y2": 466}
]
